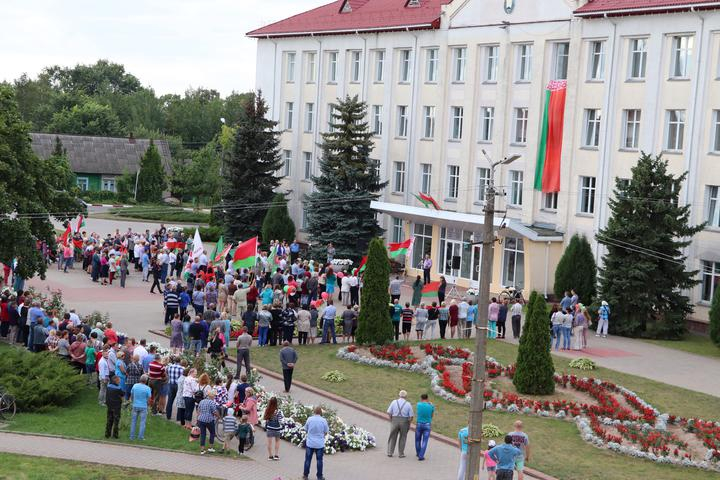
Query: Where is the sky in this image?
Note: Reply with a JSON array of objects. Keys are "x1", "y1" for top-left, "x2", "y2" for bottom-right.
[{"x1": 0, "y1": 0, "x2": 323, "y2": 96}]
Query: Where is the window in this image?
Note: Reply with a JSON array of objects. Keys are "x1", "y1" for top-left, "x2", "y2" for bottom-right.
[
  {"x1": 374, "y1": 50, "x2": 385, "y2": 82},
  {"x1": 484, "y1": 45, "x2": 499, "y2": 82},
  {"x1": 452, "y1": 47, "x2": 467, "y2": 82},
  {"x1": 391, "y1": 217, "x2": 404, "y2": 243},
  {"x1": 420, "y1": 164, "x2": 432, "y2": 194},
  {"x1": 281, "y1": 150, "x2": 292, "y2": 177},
  {"x1": 397, "y1": 105, "x2": 408, "y2": 137},
  {"x1": 327, "y1": 104, "x2": 336, "y2": 133},
  {"x1": 426, "y1": 48, "x2": 439, "y2": 82},
  {"x1": 285, "y1": 102, "x2": 294, "y2": 130},
  {"x1": 552, "y1": 42, "x2": 570, "y2": 80},
  {"x1": 304, "y1": 103, "x2": 315, "y2": 132},
  {"x1": 303, "y1": 151, "x2": 312, "y2": 180},
  {"x1": 707, "y1": 185, "x2": 720, "y2": 228},
  {"x1": 502, "y1": 237, "x2": 525, "y2": 289},
  {"x1": 479, "y1": 107, "x2": 494, "y2": 142},
  {"x1": 513, "y1": 107, "x2": 528, "y2": 144},
  {"x1": 588, "y1": 40, "x2": 605, "y2": 80},
  {"x1": 101, "y1": 178, "x2": 116, "y2": 192},
  {"x1": 286, "y1": 52, "x2": 296, "y2": 82},
  {"x1": 399, "y1": 49, "x2": 412, "y2": 82},
  {"x1": 328, "y1": 52, "x2": 338, "y2": 82},
  {"x1": 579, "y1": 176, "x2": 597, "y2": 214},
  {"x1": 713, "y1": 110, "x2": 720, "y2": 152},
  {"x1": 306, "y1": 52, "x2": 316, "y2": 82},
  {"x1": 665, "y1": 109, "x2": 685, "y2": 151},
  {"x1": 372, "y1": 105, "x2": 383, "y2": 135},
  {"x1": 393, "y1": 161, "x2": 406, "y2": 193},
  {"x1": 450, "y1": 106, "x2": 464, "y2": 140},
  {"x1": 701, "y1": 260, "x2": 720, "y2": 302},
  {"x1": 412, "y1": 223, "x2": 433, "y2": 269},
  {"x1": 629, "y1": 38, "x2": 648, "y2": 79},
  {"x1": 622, "y1": 109, "x2": 641, "y2": 150},
  {"x1": 447, "y1": 165, "x2": 460, "y2": 199},
  {"x1": 583, "y1": 109, "x2": 602, "y2": 148},
  {"x1": 372, "y1": 159, "x2": 381, "y2": 180},
  {"x1": 516, "y1": 44, "x2": 532, "y2": 81},
  {"x1": 476, "y1": 167, "x2": 491, "y2": 202},
  {"x1": 509, "y1": 170, "x2": 523, "y2": 206},
  {"x1": 422, "y1": 106, "x2": 435, "y2": 139},
  {"x1": 670, "y1": 35, "x2": 694, "y2": 78},
  {"x1": 350, "y1": 50, "x2": 361, "y2": 82},
  {"x1": 543, "y1": 192, "x2": 558, "y2": 211},
  {"x1": 76, "y1": 177, "x2": 89, "y2": 191}
]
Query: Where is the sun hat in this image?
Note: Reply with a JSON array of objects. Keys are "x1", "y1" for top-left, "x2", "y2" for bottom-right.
[{"x1": 488, "y1": 440, "x2": 496, "y2": 447}]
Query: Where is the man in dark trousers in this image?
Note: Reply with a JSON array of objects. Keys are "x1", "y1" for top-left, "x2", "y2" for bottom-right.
[
  {"x1": 105, "y1": 374, "x2": 124, "y2": 438},
  {"x1": 279, "y1": 341, "x2": 298, "y2": 393}
]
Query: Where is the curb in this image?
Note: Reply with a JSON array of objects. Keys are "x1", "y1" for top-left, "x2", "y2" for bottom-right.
[{"x1": 148, "y1": 329, "x2": 556, "y2": 480}]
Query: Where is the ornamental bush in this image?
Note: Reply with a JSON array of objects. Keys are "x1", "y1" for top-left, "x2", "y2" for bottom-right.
[
  {"x1": 710, "y1": 285, "x2": 720, "y2": 348},
  {"x1": 554, "y1": 234, "x2": 597, "y2": 304},
  {"x1": 513, "y1": 291, "x2": 555, "y2": 395},
  {"x1": 0, "y1": 347, "x2": 85, "y2": 412},
  {"x1": 356, "y1": 237, "x2": 394, "y2": 345}
]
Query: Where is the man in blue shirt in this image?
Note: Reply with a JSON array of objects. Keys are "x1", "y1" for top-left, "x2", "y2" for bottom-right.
[
  {"x1": 414, "y1": 393, "x2": 435, "y2": 461},
  {"x1": 27, "y1": 302, "x2": 44, "y2": 351},
  {"x1": 290, "y1": 240, "x2": 300, "y2": 263},
  {"x1": 488, "y1": 435, "x2": 522, "y2": 480},
  {"x1": 303, "y1": 406, "x2": 329, "y2": 480},
  {"x1": 319, "y1": 301, "x2": 337, "y2": 344},
  {"x1": 129, "y1": 375, "x2": 152, "y2": 441}
]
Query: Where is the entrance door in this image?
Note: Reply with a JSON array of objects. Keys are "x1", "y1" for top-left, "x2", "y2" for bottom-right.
[
  {"x1": 441, "y1": 240, "x2": 462, "y2": 278},
  {"x1": 471, "y1": 244, "x2": 482, "y2": 286}
]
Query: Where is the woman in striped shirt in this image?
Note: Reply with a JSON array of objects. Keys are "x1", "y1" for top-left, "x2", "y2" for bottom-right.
[{"x1": 263, "y1": 396, "x2": 284, "y2": 460}]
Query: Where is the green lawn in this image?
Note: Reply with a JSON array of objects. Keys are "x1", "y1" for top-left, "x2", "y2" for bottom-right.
[
  {"x1": 642, "y1": 333, "x2": 720, "y2": 360},
  {"x1": 0, "y1": 452, "x2": 210, "y2": 479},
  {"x1": 101, "y1": 206, "x2": 210, "y2": 224},
  {"x1": 250, "y1": 339, "x2": 720, "y2": 480}
]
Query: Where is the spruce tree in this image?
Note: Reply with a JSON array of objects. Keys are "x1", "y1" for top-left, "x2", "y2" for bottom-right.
[
  {"x1": 513, "y1": 291, "x2": 555, "y2": 395},
  {"x1": 553, "y1": 234, "x2": 597, "y2": 303},
  {"x1": 710, "y1": 284, "x2": 720, "y2": 347},
  {"x1": 356, "y1": 237, "x2": 394, "y2": 345},
  {"x1": 136, "y1": 141, "x2": 165, "y2": 203},
  {"x1": 261, "y1": 193, "x2": 296, "y2": 244},
  {"x1": 221, "y1": 92, "x2": 282, "y2": 242},
  {"x1": 304, "y1": 95, "x2": 386, "y2": 260},
  {"x1": 597, "y1": 153, "x2": 703, "y2": 339}
]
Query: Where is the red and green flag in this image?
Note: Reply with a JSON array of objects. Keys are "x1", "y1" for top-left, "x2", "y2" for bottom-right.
[
  {"x1": 388, "y1": 238, "x2": 413, "y2": 258},
  {"x1": 212, "y1": 236, "x2": 232, "y2": 265},
  {"x1": 232, "y1": 237, "x2": 258, "y2": 271},
  {"x1": 421, "y1": 281, "x2": 440, "y2": 298},
  {"x1": 357, "y1": 255, "x2": 367, "y2": 274},
  {"x1": 414, "y1": 192, "x2": 441, "y2": 210},
  {"x1": 57, "y1": 225, "x2": 71, "y2": 246},
  {"x1": 534, "y1": 80, "x2": 567, "y2": 193},
  {"x1": 75, "y1": 214, "x2": 85, "y2": 233}
]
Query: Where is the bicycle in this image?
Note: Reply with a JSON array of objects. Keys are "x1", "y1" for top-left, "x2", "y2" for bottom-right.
[
  {"x1": 499, "y1": 286, "x2": 525, "y2": 304},
  {"x1": 0, "y1": 386, "x2": 17, "y2": 421}
]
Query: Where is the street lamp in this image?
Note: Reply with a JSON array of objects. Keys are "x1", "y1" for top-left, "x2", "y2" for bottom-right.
[{"x1": 465, "y1": 150, "x2": 520, "y2": 480}]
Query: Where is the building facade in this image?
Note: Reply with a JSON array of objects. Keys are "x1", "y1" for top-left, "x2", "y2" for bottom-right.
[{"x1": 249, "y1": 0, "x2": 720, "y2": 324}]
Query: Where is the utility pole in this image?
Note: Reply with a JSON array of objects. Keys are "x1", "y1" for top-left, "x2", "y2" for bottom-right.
[{"x1": 465, "y1": 151, "x2": 520, "y2": 480}]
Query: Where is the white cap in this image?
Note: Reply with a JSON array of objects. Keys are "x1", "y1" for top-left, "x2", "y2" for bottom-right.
[
  {"x1": 227, "y1": 408, "x2": 234, "y2": 416},
  {"x1": 488, "y1": 440, "x2": 496, "y2": 447},
  {"x1": 601, "y1": 300, "x2": 608, "y2": 306}
]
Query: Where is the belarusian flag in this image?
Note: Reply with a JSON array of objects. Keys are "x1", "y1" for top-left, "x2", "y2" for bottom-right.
[
  {"x1": 58, "y1": 225, "x2": 71, "y2": 246},
  {"x1": 213, "y1": 238, "x2": 232, "y2": 265},
  {"x1": 75, "y1": 214, "x2": 85, "y2": 233},
  {"x1": 414, "y1": 193, "x2": 441, "y2": 210},
  {"x1": 421, "y1": 281, "x2": 440, "y2": 298},
  {"x1": 388, "y1": 238, "x2": 413, "y2": 258},
  {"x1": 164, "y1": 240, "x2": 186, "y2": 250},
  {"x1": 358, "y1": 255, "x2": 367, "y2": 274},
  {"x1": 534, "y1": 80, "x2": 567, "y2": 193},
  {"x1": 232, "y1": 237, "x2": 258, "y2": 270}
]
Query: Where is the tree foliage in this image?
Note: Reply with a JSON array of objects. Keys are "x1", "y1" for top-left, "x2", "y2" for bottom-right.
[
  {"x1": 116, "y1": 169, "x2": 136, "y2": 203},
  {"x1": 220, "y1": 92, "x2": 282, "y2": 242},
  {"x1": 597, "y1": 153, "x2": 703, "y2": 339},
  {"x1": 135, "y1": 141, "x2": 165, "y2": 203},
  {"x1": 0, "y1": 85, "x2": 84, "y2": 280},
  {"x1": 356, "y1": 238, "x2": 394, "y2": 345},
  {"x1": 48, "y1": 101, "x2": 124, "y2": 137},
  {"x1": 304, "y1": 96, "x2": 386, "y2": 260},
  {"x1": 262, "y1": 193, "x2": 296, "y2": 244},
  {"x1": 710, "y1": 284, "x2": 720, "y2": 348},
  {"x1": 513, "y1": 292, "x2": 555, "y2": 395},
  {"x1": 554, "y1": 234, "x2": 597, "y2": 303}
]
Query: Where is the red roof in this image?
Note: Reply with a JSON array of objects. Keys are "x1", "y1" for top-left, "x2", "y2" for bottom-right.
[
  {"x1": 575, "y1": 0, "x2": 720, "y2": 17},
  {"x1": 247, "y1": 0, "x2": 452, "y2": 38}
]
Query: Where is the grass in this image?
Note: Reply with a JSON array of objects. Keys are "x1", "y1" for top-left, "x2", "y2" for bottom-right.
[
  {"x1": 642, "y1": 333, "x2": 720, "y2": 360},
  {"x1": 100, "y1": 206, "x2": 210, "y2": 224},
  {"x1": 0, "y1": 452, "x2": 210, "y2": 479},
  {"x1": 250, "y1": 338, "x2": 720, "y2": 480}
]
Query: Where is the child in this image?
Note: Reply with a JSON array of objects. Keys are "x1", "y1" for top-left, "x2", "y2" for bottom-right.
[
  {"x1": 236, "y1": 414, "x2": 253, "y2": 454},
  {"x1": 481, "y1": 440, "x2": 497, "y2": 480},
  {"x1": 222, "y1": 408, "x2": 238, "y2": 453}
]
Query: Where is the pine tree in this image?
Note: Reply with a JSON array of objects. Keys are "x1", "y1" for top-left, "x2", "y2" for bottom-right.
[
  {"x1": 261, "y1": 193, "x2": 296, "y2": 244},
  {"x1": 135, "y1": 141, "x2": 165, "y2": 203},
  {"x1": 221, "y1": 92, "x2": 282, "y2": 242},
  {"x1": 513, "y1": 291, "x2": 555, "y2": 395},
  {"x1": 710, "y1": 284, "x2": 720, "y2": 347},
  {"x1": 553, "y1": 234, "x2": 597, "y2": 303},
  {"x1": 356, "y1": 237, "x2": 394, "y2": 345},
  {"x1": 304, "y1": 95, "x2": 387, "y2": 261},
  {"x1": 597, "y1": 153, "x2": 703, "y2": 339}
]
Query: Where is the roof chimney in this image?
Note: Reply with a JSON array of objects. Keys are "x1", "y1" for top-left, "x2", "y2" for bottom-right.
[{"x1": 128, "y1": 132, "x2": 136, "y2": 144}]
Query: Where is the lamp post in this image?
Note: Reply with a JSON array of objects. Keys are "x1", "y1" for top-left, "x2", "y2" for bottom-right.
[{"x1": 465, "y1": 151, "x2": 520, "y2": 480}]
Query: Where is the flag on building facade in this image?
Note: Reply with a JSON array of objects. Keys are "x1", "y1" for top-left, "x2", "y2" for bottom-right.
[
  {"x1": 534, "y1": 80, "x2": 567, "y2": 193},
  {"x1": 232, "y1": 237, "x2": 258, "y2": 270},
  {"x1": 421, "y1": 281, "x2": 440, "y2": 298},
  {"x1": 414, "y1": 192, "x2": 441, "y2": 210},
  {"x1": 388, "y1": 238, "x2": 413, "y2": 258}
]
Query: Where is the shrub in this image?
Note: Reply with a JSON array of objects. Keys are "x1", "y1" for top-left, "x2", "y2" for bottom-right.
[
  {"x1": 183, "y1": 226, "x2": 223, "y2": 242},
  {"x1": 110, "y1": 206, "x2": 210, "y2": 224},
  {"x1": 80, "y1": 190, "x2": 119, "y2": 203},
  {"x1": 482, "y1": 423, "x2": 503, "y2": 438},
  {"x1": 0, "y1": 347, "x2": 85, "y2": 412},
  {"x1": 513, "y1": 292, "x2": 555, "y2": 395},
  {"x1": 554, "y1": 234, "x2": 597, "y2": 304},
  {"x1": 321, "y1": 370, "x2": 347, "y2": 383},
  {"x1": 261, "y1": 193, "x2": 296, "y2": 244},
  {"x1": 355, "y1": 237, "x2": 394, "y2": 345},
  {"x1": 569, "y1": 357, "x2": 597, "y2": 371},
  {"x1": 710, "y1": 285, "x2": 720, "y2": 348}
]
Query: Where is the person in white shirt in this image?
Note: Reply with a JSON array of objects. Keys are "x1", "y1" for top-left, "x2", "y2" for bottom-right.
[
  {"x1": 68, "y1": 309, "x2": 81, "y2": 327},
  {"x1": 510, "y1": 300, "x2": 524, "y2": 339},
  {"x1": 133, "y1": 340, "x2": 148, "y2": 362},
  {"x1": 386, "y1": 390, "x2": 414, "y2": 458},
  {"x1": 348, "y1": 273, "x2": 359, "y2": 306},
  {"x1": 199, "y1": 250, "x2": 209, "y2": 269},
  {"x1": 168, "y1": 251, "x2": 177, "y2": 277},
  {"x1": 341, "y1": 275, "x2": 351, "y2": 306}
]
